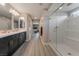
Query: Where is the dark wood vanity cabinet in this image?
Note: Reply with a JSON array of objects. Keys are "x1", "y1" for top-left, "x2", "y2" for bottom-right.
[
  {"x1": 0, "y1": 37, "x2": 9, "y2": 56},
  {"x1": 0, "y1": 32, "x2": 26, "y2": 56},
  {"x1": 18, "y1": 32, "x2": 26, "y2": 45},
  {"x1": 8, "y1": 34, "x2": 19, "y2": 55}
]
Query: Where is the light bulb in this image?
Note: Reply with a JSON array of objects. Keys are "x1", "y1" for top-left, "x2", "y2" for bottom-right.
[
  {"x1": 9, "y1": 8, "x2": 19, "y2": 16},
  {"x1": 19, "y1": 17, "x2": 24, "y2": 20}
]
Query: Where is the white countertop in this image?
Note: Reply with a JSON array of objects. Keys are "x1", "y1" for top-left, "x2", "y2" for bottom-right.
[{"x1": 0, "y1": 29, "x2": 27, "y2": 38}]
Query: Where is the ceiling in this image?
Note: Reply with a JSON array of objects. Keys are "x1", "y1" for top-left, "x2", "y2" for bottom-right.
[
  {"x1": 0, "y1": 4, "x2": 11, "y2": 19},
  {"x1": 10, "y1": 3, "x2": 52, "y2": 19},
  {"x1": 57, "y1": 3, "x2": 79, "y2": 13},
  {"x1": 0, "y1": 3, "x2": 20, "y2": 20},
  {"x1": 47, "y1": 3, "x2": 79, "y2": 17},
  {"x1": 0, "y1": 3, "x2": 79, "y2": 20}
]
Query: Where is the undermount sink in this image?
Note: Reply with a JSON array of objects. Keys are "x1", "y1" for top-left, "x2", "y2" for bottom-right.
[
  {"x1": 0, "y1": 30, "x2": 11, "y2": 34},
  {"x1": 0, "y1": 31, "x2": 7, "y2": 33}
]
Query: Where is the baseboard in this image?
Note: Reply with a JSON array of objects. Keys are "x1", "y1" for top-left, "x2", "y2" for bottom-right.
[{"x1": 48, "y1": 43, "x2": 62, "y2": 56}]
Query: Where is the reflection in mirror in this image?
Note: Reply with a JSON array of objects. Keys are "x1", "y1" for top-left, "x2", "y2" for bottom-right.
[
  {"x1": 0, "y1": 3, "x2": 12, "y2": 31},
  {"x1": 14, "y1": 16, "x2": 19, "y2": 29},
  {"x1": 20, "y1": 20, "x2": 22, "y2": 28},
  {"x1": 14, "y1": 20, "x2": 18, "y2": 29},
  {"x1": 20, "y1": 20, "x2": 23, "y2": 28},
  {"x1": 19, "y1": 17, "x2": 25, "y2": 29},
  {"x1": 0, "y1": 16, "x2": 11, "y2": 31},
  {"x1": 0, "y1": 3, "x2": 26, "y2": 32}
]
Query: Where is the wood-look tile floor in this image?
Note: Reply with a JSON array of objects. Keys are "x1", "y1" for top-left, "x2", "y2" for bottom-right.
[{"x1": 13, "y1": 33, "x2": 57, "y2": 56}]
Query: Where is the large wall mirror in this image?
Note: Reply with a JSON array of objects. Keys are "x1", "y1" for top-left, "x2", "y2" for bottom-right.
[
  {"x1": 0, "y1": 4, "x2": 12, "y2": 31},
  {"x1": 14, "y1": 16, "x2": 19, "y2": 29},
  {"x1": 19, "y1": 17, "x2": 25, "y2": 29},
  {"x1": 0, "y1": 3, "x2": 26, "y2": 32}
]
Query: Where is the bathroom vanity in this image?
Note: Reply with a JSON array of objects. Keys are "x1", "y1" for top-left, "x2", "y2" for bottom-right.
[{"x1": 0, "y1": 29, "x2": 26, "y2": 56}]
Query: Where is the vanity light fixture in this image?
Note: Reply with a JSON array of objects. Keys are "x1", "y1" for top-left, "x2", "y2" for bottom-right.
[
  {"x1": 9, "y1": 8, "x2": 13, "y2": 13},
  {"x1": 19, "y1": 17, "x2": 25, "y2": 20},
  {"x1": 9, "y1": 8, "x2": 20, "y2": 16}
]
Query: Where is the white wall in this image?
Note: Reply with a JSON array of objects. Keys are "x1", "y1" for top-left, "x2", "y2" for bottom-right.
[
  {"x1": 27, "y1": 15, "x2": 33, "y2": 41},
  {"x1": 39, "y1": 17, "x2": 45, "y2": 42},
  {"x1": 40, "y1": 16, "x2": 49, "y2": 43}
]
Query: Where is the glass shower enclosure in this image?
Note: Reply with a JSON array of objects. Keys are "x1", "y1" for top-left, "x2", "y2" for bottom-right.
[{"x1": 48, "y1": 8, "x2": 79, "y2": 56}]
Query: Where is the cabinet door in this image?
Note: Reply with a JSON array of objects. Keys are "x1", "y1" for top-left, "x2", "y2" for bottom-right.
[
  {"x1": 23, "y1": 32, "x2": 26, "y2": 42},
  {"x1": 19, "y1": 33, "x2": 23, "y2": 44},
  {"x1": 19, "y1": 32, "x2": 26, "y2": 44},
  {"x1": 0, "y1": 37, "x2": 9, "y2": 56},
  {"x1": 8, "y1": 34, "x2": 19, "y2": 55},
  {"x1": 10, "y1": 35, "x2": 18, "y2": 49}
]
